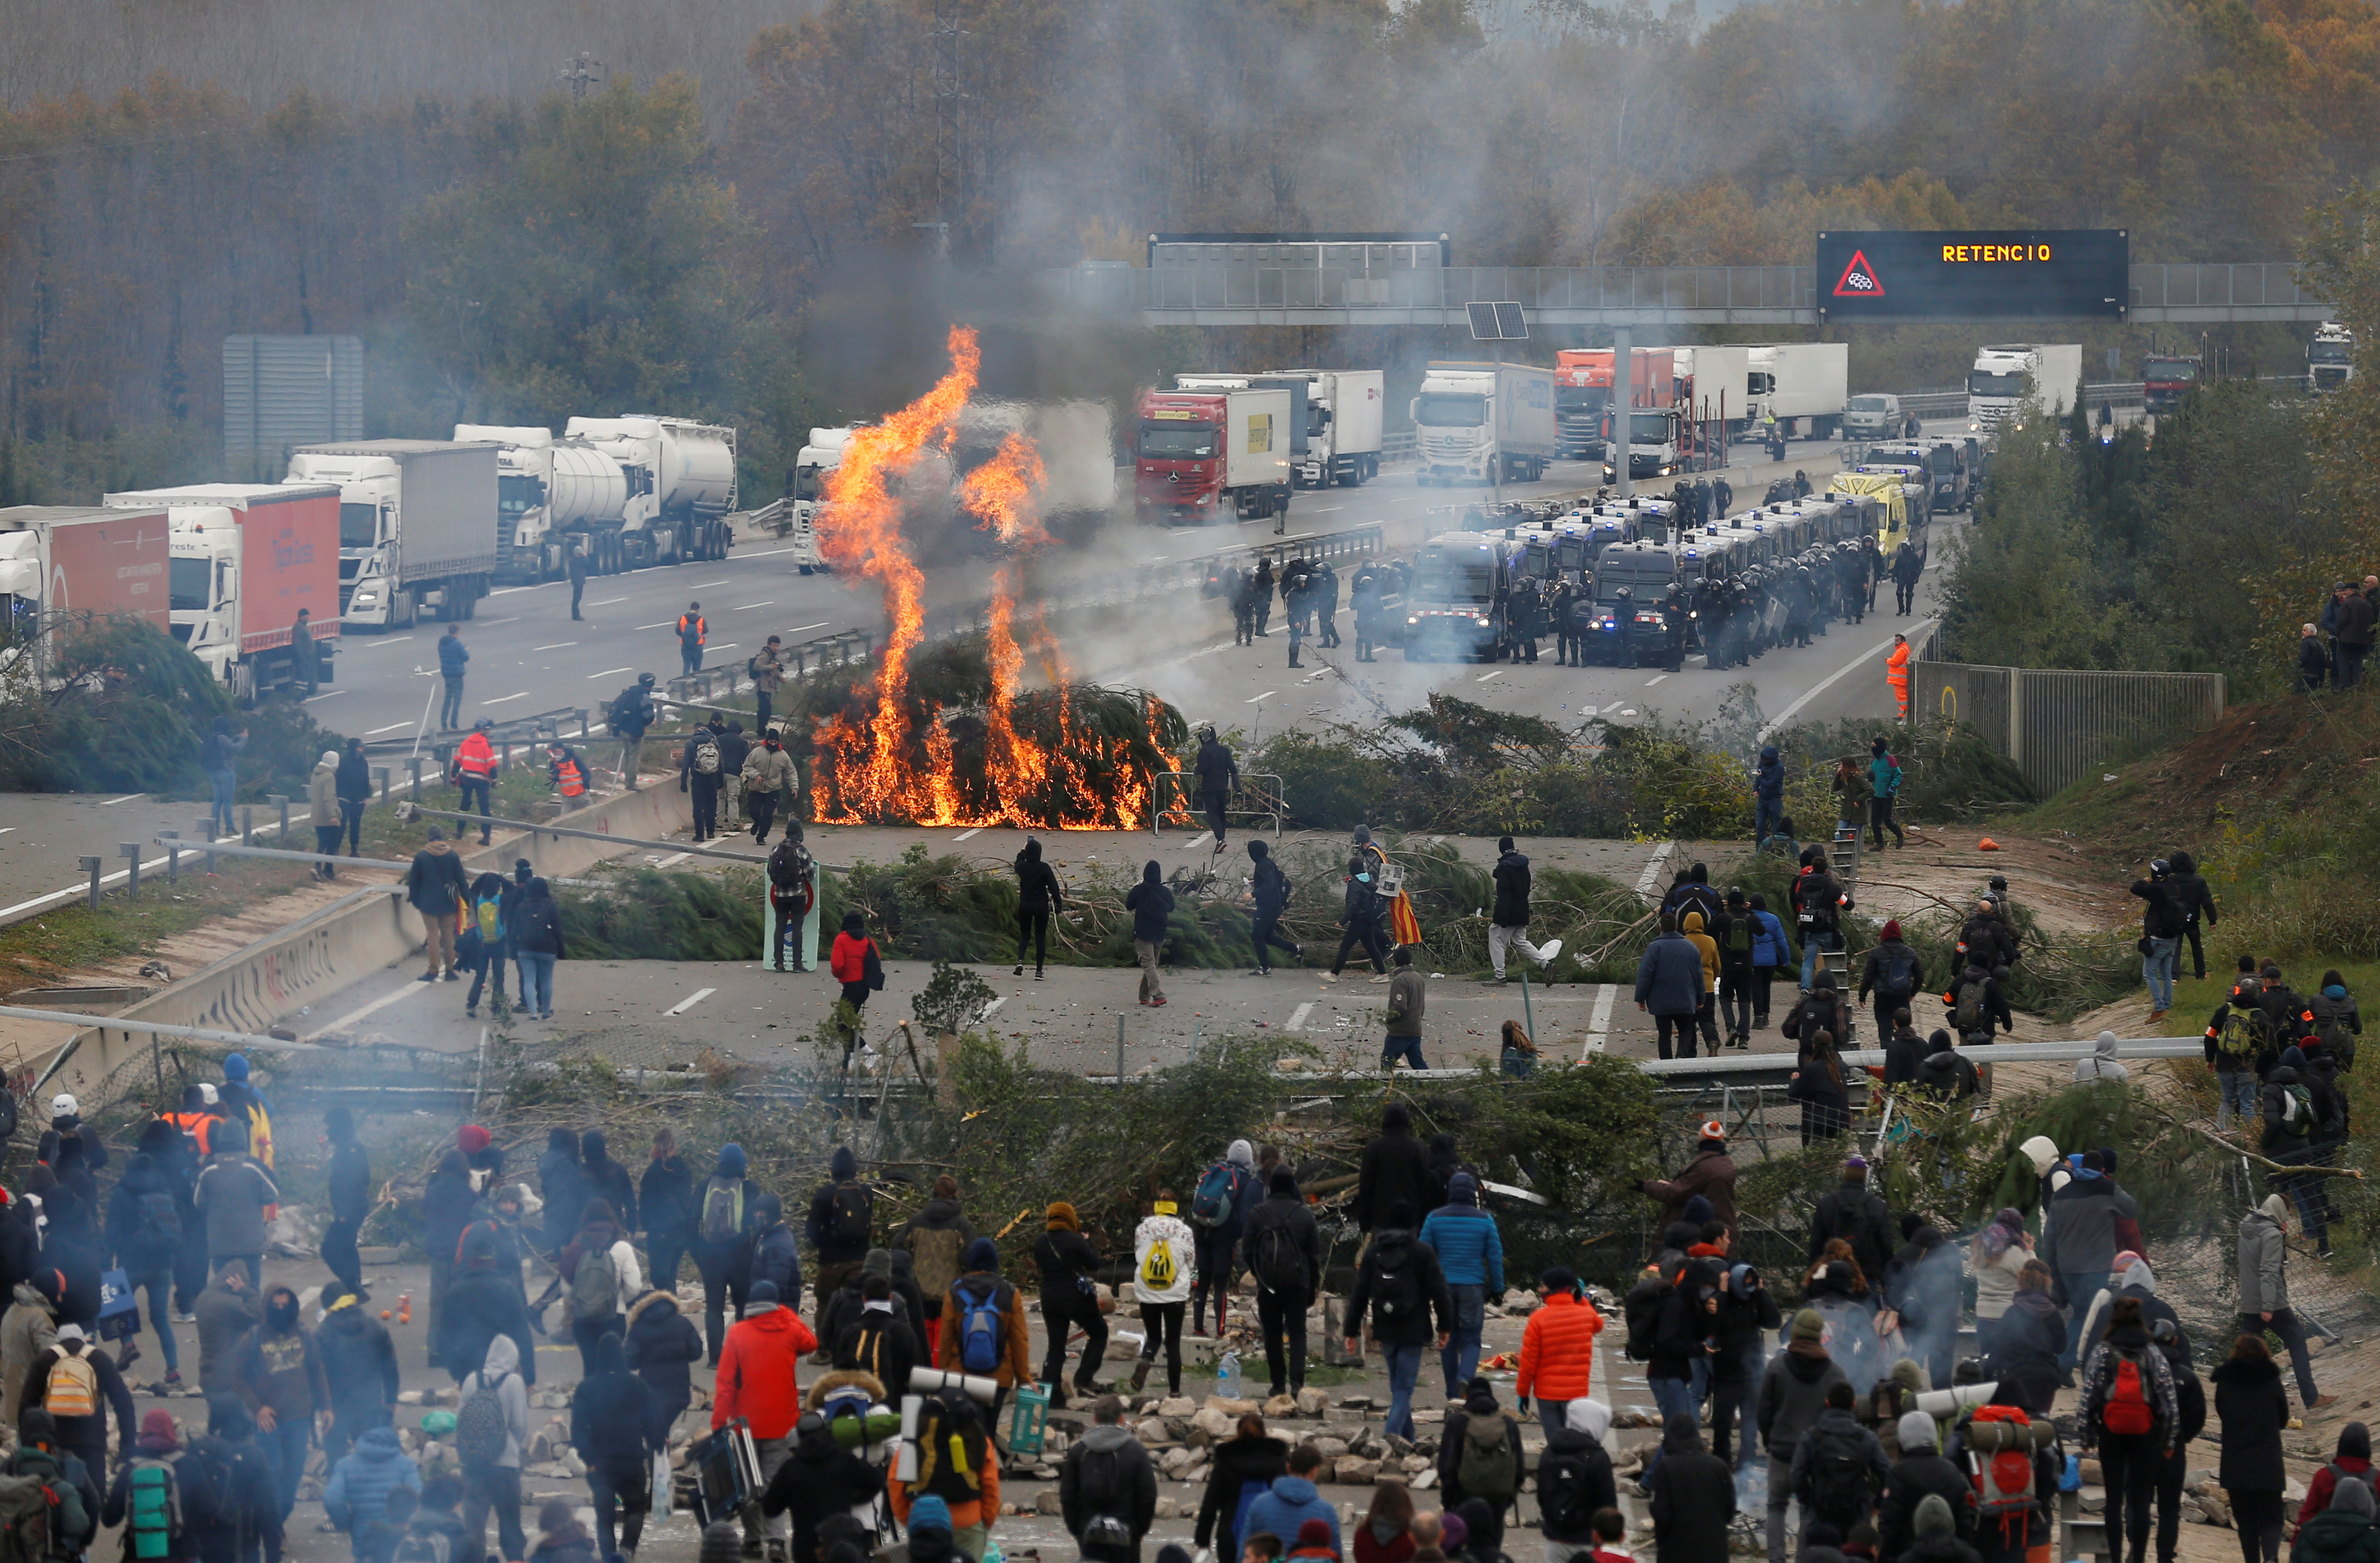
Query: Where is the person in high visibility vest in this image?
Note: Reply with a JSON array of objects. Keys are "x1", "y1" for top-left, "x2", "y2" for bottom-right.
[
  {"x1": 547, "y1": 742, "x2": 588, "y2": 805},
  {"x1": 677, "y1": 602, "x2": 707, "y2": 676},
  {"x1": 1886, "y1": 632, "x2": 1912, "y2": 720},
  {"x1": 450, "y1": 719, "x2": 497, "y2": 845}
]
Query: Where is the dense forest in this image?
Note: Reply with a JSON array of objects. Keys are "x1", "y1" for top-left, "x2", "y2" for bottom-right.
[{"x1": 2, "y1": 0, "x2": 2375, "y2": 502}]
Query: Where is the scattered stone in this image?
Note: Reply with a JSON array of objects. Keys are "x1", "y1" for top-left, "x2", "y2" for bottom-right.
[
  {"x1": 1154, "y1": 1497, "x2": 1179, "y2": 1520},
  {"x1": 1036, "y1": 1492, "x2": 1065, "y2": 1517},
  {"x1": 397, "y1": 1391, "x2": 425, "y2": 1406},
  {"x1": 1333, "y1": 1457, "x2": 1379, "y2": 1486},
  {"x1": 1159, "y1": 1398, "x2": 1197, "y2": 1418},
  {"x1": 1265, "y1": 1396, "x2": 1300, "y2": 1419},
  {"x1": 1402, "y1": 1455, "x2": 1432, "y2": 1476},
  {"x1": 1337, "y1": 1396, "x2": 1374, "y2": 1411},
  {"x1": 1296, "y1": 1388, "x2": 1330, "y2": 1418},
  {"x1": 1192, "y1": 1408, "x2": 1236, "y2": 1441},
  {"x1": 1349, "y1": 1431, "x2": 1385, "y2": 1461},
  {"x1": 1311, "y1": 1437, "x2": 1350, "y2": 1462},
  {"x1": 1162, "y1": 1446, "x2": 1197, "y2": 1476},
  {"x1": 1205, "y1": 1396, "x2": 1261, "y2": 1417},
  {"x1": 1412, "y1": 1470, "x2": 1438, "y2": 1490}
]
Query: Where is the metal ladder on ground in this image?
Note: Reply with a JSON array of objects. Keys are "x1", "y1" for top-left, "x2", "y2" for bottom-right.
[{"x1": 1825, "y1": 818, "x2": 1864, "y2": 990}]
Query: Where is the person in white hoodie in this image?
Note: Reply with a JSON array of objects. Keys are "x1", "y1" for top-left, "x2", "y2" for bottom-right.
[
  {"x1": 1130, "y1": 1191, "x2": 1197, "y2": 1396},
  {"x1": 458, "y1": 1332, "x2": 532, "y2": 1563},
  {"x1": 2074, "y1": 1030, "x2": 2130, "y2": 1085}
]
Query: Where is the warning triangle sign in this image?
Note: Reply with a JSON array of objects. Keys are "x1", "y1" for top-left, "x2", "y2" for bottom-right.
[{"x1": 1832, "y1": 250, "x2": 1885, "y2": 298}]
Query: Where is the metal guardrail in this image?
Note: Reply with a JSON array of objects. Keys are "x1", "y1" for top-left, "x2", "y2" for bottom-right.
[
  {"x1": 1911, "y1": 660, "x2": 2226, "y2": 799},
  {"x1": 1037, "y1": 262, "x2": 2333, "y2": 326},
  {"x1": 1381, "y1": 430, "x2": 1417, "y2": 465},
  {"x1": 665, "y1": 627, "x2": 875, "y2": 707},
  {"x1": 1149, "y1": 771, "x2": 1286, "y2": 838}
]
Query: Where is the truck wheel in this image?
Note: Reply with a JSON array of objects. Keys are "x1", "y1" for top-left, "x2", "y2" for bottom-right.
[
  {"x1": 799, "y1": 564, "x2": 815, "y2": 577},
  {"x1": 461, "y1": 580, "x2": 478, "y2": 619}
]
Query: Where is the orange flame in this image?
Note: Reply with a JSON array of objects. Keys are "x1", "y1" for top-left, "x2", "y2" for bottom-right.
[{"x1": 811, "y1": 331, "x2": 1158, "y2": 829}]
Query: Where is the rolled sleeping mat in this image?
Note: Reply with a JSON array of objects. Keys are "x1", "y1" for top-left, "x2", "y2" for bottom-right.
[
  {"x1": 828, "y1": 1405, "x2": 904, "y2": 1450},
  {"x1": 910, "y1": 1367, "x2": 999, "y2": 1405},
  {"x1": 1915, "y1": 1381, "x2": 1998, "y2": 1417},
  {"x1": 895, "y1": 1396, "x2": 922, "y2": 1482}
]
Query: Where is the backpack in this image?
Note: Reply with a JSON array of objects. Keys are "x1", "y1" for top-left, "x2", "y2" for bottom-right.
[
  {"x1": 842, "y1": 1315, "x2": 904, "y2": 1384},
  {"x1": 0, "y1": 1472, "x2": 60, "y2": 1563},
  {"x1": 1724, "y1": 915, "x2": 1753, "y2": 958},
  {"x1": 43, "y1": 1349, "x2": 97, "y2": 1419},
  {"x1": 691, "y1": 735, "x2": 721, "y2": 775},
  {"x1": 125, "y1": 1458, "x2": 182, "y2": 1560},
  {"x1": 908, "y1": 1227, "x2": 964, "y2": 1304},
  {"x1": 1623, "y1": 1274, "x2": 1673, "y2": 1362},
  {"x1": 2329, "y1": 1462, "x2": 2379, "y2": 1503},
  {"x1": 135, "y1": 1188, "x2": 183, "y2": 1249},
  {"x1": 2215, "y1": 1006, "x2": 2267, "y2": 1061},
  {"x1": 1072, "y1": 1437, "x2": 1129, "y2": 1522},
  {"x1": 606, "y1": 688, "x2": 644, "y2": 735},
  {"x1": 473, "y1": 890, "x2": 505, "y2": 945},
  {"x1": 571, "y1": 1244, "x2": 620, "y2": 1323},
  {"x1": 2278, "y1": 1083, "x2": 2314, "y2": 1130},
  {"x1": 955, "y1": 1279, "x2": 1004, "y2": 1375},
  {"x1": 456, "y1": 1373, "x2": 511, "y2": 1467},
  {"x1": 1968, "y1": 1406, "x2": 2043, "y2": 1531},
  {"x1": 911, "y1": 1390, "x2": 990, "y2": 1506},
  {"x1": 1139, "y1": 1236, "x2": 1178, "y2": 1291},
  {"x1": 1368, "y1": 1251, "x2": 1422, "y2": 1327},
  {"x1": 1190, "y1": 1164, "x2": 1241, "y2": 1228},
  {"x1": 1807, "y1": 1427, "x2": 1872, "y2": 1522},
  {"x1": 1953, "y1": 979, "x2": 1986, "y2": 1032},
  {"x1": 1456, "y1": 1410, "x2": 1519, "y2": 1502},
  {"x1": 1877, "y1": 946, "x2": 1919, "y2": 998},
  {"x1": 394, "y1": 1527, "x2": 453, "y2": 1563},
  {"x1": 2099, "y1": 1347, "x2": 2156, "y2": 1437},
  {"x1": 699, "y1": 1178, "x2": 746, "y2": 1246},
  {"x1": 1537, "y1": 1448, "x2": 1600, "y2": 1536},
  {"x1": 1253, "y1": 1224, "x2": 1306, "y2": 1296},
  {"x1": 171, "y1": 1441, "x2": 230, "y2": 1531},
  {"x1": 767, "y1": 837, "x2": 815, "y2": 892},
  {"x1": 827, "y1": 1183, "x2": 872, "y2": 1248}
]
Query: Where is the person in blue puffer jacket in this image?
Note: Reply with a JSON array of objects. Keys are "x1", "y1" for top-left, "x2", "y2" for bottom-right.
[
  {"x1": 1418, "y1": 1173, "x2": 1505, "y2": 1399},
  {"x1": 1748, "y1": 893, "x2": 1792, "y2": 1031},
  {"x1": 324, "y1": 1424, "x2": 423, "y2": 1544}
]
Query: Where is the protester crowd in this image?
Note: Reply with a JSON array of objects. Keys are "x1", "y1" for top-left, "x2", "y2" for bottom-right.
[{"x1": 0, "y1": 942, "x2": 2362, "y2": 1563}]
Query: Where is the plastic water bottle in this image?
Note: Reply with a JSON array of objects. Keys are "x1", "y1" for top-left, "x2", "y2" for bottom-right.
[{"x1": 1219, "y1": 1348, "x2": 1243, "y2": 1401}]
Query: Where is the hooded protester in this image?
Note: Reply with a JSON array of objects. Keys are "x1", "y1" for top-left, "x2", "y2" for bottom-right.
[
  {"x1": 189, "y1": 1393, "x2": 284, "y2": 1563},
  {"x1": 1536, "y1": 1398, "x2": 1617, "y2": 1553},
  {"x1": 1913, "y1": 1032, "x2": 1980, "y2": 1102},
  {"x1": 2238, "y1": 1193, "x2": 2327, "y2": 1410},
  {"x1": 2073, "y1": 1030, "x2": 2129, "y2": 1085},
  {"x1": 2300, "y1": 1423, "x2": 2377, "y2": 1529},
  {"x1": 1012, "y1": 837, "x2": 1064, "y2": 979},
  {"x1": 571, "y1": 1332, "x2": 663, "y2": 1563},
  {"x1": 2076, "y1": 1254, "x2": 2179, "y2": 1356},
  {"x1": 1244, "y1": 1445, "x2": 1340, "y2": 1561},
  {"x1": 1031, "y1": 1201, "x2": 1106, "y2": 1410},
  {"x1": 1246, "y1": 839, "x2": 1301, "y2": 976},
  {"x1": 1648, "y1": 1411, "x2": 1736, "y2": 1563},
  {"x1": 2295, "y1": 1478, "x2": 2380, "y2": 1563},
  {"x1": 1901, "y1": 1495, "x2": 1982, "y2": 1563},
  {"x1": 455, "y1": 1330, "x2": 533, "y2": 1563},
  {"x1": 551, "y1": 1200, "x2": 635, "y2": 1372},
  {"x1": 1420, "y1": 1175, "x2": 1505, "y2": 1398},
  {"x1": 640, "y1": 1128, "x2": 696, "y2": 1297},
  {"x1": 623, "y1": 1285, "x2": 705, "y2": 1433},
  {"x1": 1344, "y1": 1201, "x2": 1454, "y2": 1441},
  {"x1": 104, "y1": 1149, "x2": 186, "y2": 1382},
  {"x1": 715, "y1": 1280, "x2": 819, "y2": 1556},
  {"x1": 322, "y1": 1424, "x2": 422, "y2": 1544},
  {"x1": 319, "y1": 1106, "x2": 371, "y2": 1298},
  {"x1": 25, "y1": 1321, "x2": 136, "y2": 1492},
  {"x1": 807, "y1": 1145, "x2": 873, "y2": 1345},
  {"x1": 0, "y1": 1269, "x2": 60, "y2": 1429},
  {"x1": 1196, "y1": 1412, "x2": 1288, "y2": 1563},
  {"x1": 101, "y1": 1409, "x2": 196, "y2": 1563},
  {"x1": 1986, "y1": 1262, "x2": 2065, "y2": 1416},
  {"x1": 435, "y1": 1228, "x2": 536, "y2": 1388},
  {"x1": 761, "y1": 1378, "x2": 887, "y2": 1563},
  {"x1": 1125, "y1": 861, "x2": 1175, "y2": 1007},
  {"x1": 2213, "y1": 1335, "x2": 2291, "y2": 1563},
  {"x1": 230, "y1": 1283, "x2": 326, "y2": 1517},
  {"x1": 749, "y1": 1193, "x2": 804, "y2": 1318},
  {"x1": 1881, "y1": 1225, "x2": 1964, "y2": 1388},
  {"x1": 1437, "y1": 1377, "x2": 1525, "y2": 1526},
  {"x1": 1754, "y1": 744, "x2": 1786, "y2": 844},
  {"x1": 1758, "y1": 1309, "x2": 1851, "y2": 1563},
  {"x1": 1790, "y1": 1381, "x2": 1890, "y2": 1539},
  {"x1": 693, "y1": 1144, "x2": 759, "y2": 1364},
  {"x1": 2037, "y1": 1150, "x2": 2142, "y2": 1371},
  {"x1": 511, "y1": 877, "x2": 565, "y2": 1019},
  {"x1": 1352, "y1": 1104, "x2": 1433, "y2": 1234},
  {"x1": 1968, "y1": 1209, "x2": 2032, "y2": 1358},
  {"x1": 578, "y1": 1131, "x2": 637, "y2": 1233},
  {"x1": 537, "y1": 1129, "x2": 589, "y2": 1252},
  {"x1": 315, "y1": 1285, "x2": 400, "y2": 1464},
  {"x1": 896, "y1": 1174, "x2": 978, "y2": 1356},
  {"x1": 1060, "y1": 1395, "x2": 1160, "y2": 1563},
  {"x1": 191, "y1": 1124, "x2": 277, "y2": 1291}
]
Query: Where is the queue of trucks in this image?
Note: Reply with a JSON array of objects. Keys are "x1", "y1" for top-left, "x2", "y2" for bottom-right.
[{"x1": 0, "y1": 504, "x2": 173, "y2": 653}]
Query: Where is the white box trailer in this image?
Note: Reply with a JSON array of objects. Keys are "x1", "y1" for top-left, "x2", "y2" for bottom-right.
[
  {"x1": 285, "y1": 440, "x2": 498, "y2": 630},
  {"x1": 1745, "y1": 343, "x2": 1849, "y2": 438},
  {"x1": 1413, "y1": 362, "x2": 1555, "y2": 486},
  {"x1": 1967, "y1": 343, "x2": 2083, "y2": 431}
]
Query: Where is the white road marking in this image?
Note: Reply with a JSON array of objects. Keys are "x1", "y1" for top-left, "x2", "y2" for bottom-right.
[
  {"x1": 1582, "y1": 706, "x2": 1598, "y2": 718},
  {"x1": 734, "y1": 601, "x2": 776, "y2": 611},
  {"x1": 1247, "y1": 690, "x2": 1276, "y2": 703},
  {"x1": 952, "y1": 827, "x2": 983, "y2": 841},
  {"x1": 980, "y1": 997, "x2": 1008, "y2": 1022},
  {"x1": 588, "y1": 667, "x2": 634, "y2": 680},
  {"x1": 694, "y1": 580, "x2": 731, "y2": 588},
  {"x1": 590, "y1": 597, "x2": 626, "y2": 606},
  {"x1": 534, "y1": 643, "x2": 578, "y2": 652},
  {"x1": 705, "y1": 643, "x2": 736, "y2": 654},
  {"x1": 1286, "y1": 1002, "x2": 1315, "y2": 1032},
  {"x1": 478, "y1": 616, "x2": 519, "y2": 625},
  {"x1": 481, "y1": 691, "x2": 531, "y2": 706},
  {"x1": 1585, "y1": 983, "x2": 1617, "y2": 1055},
  {"x1": 665, "y1": 987, "x2": 716, "y2": 1016},
  {"x1": 366, "y1": 722, "x2": 412, "y2": 735},
  {"x1": 1633, "y1": 840, "x2": 1676, "y2": 899},
  {"x1": 354, "y1": 635, "x2": 415, "y2": 647},
  {"x1": 786, "y1": 621, "x2": 830, "y2": 634},
  {"x1": 312, "y1": 980, "x2": 424, "y2": 1039},
  {"x1": 636, "y1": 621, "x2": 671, "y2": 630},
  {"x1": 1756, "y1": 616, "x2": 1939, "y2": 740},
  {"x1": 1308, "y1": 506, "x2": 1344, "y2": 514},
  {"x1": 1478, "y1": 670, "x2": 1504, "y2": 682},
  {"x1": 303, "y1": 689, "x2": 346, "y2": 702},
  {"x1": 100, "y1": 794, "x2": 145, "y2": 806},
  {"x1": 1646, "y1": 674, "x2": 1667, "y2": 685},
  {"x1": 655, "y1": 852, "x2": 691, "y2": 868}
]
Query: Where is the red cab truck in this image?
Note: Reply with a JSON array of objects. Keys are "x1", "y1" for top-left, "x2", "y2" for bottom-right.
[{"x1": 1133, "y1": 388, "x2": 1293, "y2": 525}]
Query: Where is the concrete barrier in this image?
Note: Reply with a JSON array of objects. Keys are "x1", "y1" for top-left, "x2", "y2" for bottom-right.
[{"x1": 38, "y1": 783, "x2": 695, "y2": 1102}]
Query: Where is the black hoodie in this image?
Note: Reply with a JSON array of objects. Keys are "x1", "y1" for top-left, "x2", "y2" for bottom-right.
[
  {"x1": 1646, "y1": 1412, "x2": 1736, "y2": 1563},
  {"x1": 570, "y1": 1332, "x2": 662, "y2": 1469},
  {"x1": 539, "y1": 1130, "x2": 588, "y2": 1245},
  {"x1": 1352, "y1": 1106, "x2": 1433, "y2": 1234},
  {"x1": 1195, "y1": 1431, "x2": 1288, "y2": 1554},
  {"x1": 1344, "y1": 1227, "x2": 1451, "y2": 1348},
  {"x1": 316, "y1": 1299, "x2": 401, "y2": 1418},
  {"x1": 104, "y1": 1152, "x2": 183, "y2": 1274},
  {"x1": 1125, "y1": 862, "x2": 1175, "y2": 943},
  {"x1": 622, "y1": 1290, "x2": 705, "y2": 1407},
  {"x1": 1535, "y1": 1420, "x2": 1616, "y2": 1543},
  {"x1": 641, "y1": 1151, "x2": 695, "y2": 1241},
  {"x1": 764, "y1": 1410, "x2": 883, "y2": 1563},
  {"x1": 422, "y1": 1151, "x2": 481, "y2": 1267},
  {"x1": 1014, "y1": 840, "x2": 1063, "y2": 913},
  {"x1": 1491, "y1": 849, "x2": 1533, "y2": 927},
  {"x1": 579, "y1": 1131, "x2": 638, "y2": 1232}
]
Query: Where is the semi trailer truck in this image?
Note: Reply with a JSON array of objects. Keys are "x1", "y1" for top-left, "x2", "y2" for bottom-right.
[
  {"x1": 102, "y1": 484, "x2": 342, "y2": 703},
  {"x1": 561, "y1": 416, "x2": 737, "y2": 569},
  {"x1": 1133, "y1": 388, "x2": 1293, "y2": 523},
  {"x1": 0, "y1": 505, "x2": 171, "y2": 655},
  {"x1": 1413, "y1": 362, "x2": 1556, "y2": 485},
  {"x1": 1966, "y1": 343, "x2": 2083, "y2": 430},
  {"x1": 285, "y1": 439, "x2": 499, "y2": 630}
]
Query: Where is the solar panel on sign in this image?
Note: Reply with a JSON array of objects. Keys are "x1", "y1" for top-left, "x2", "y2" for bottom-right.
[{"x1": 1494, "y1": 302, "x2": 1528, "y2": 339}]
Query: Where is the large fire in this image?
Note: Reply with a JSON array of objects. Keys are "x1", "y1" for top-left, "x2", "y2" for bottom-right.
[{"x1": 810, "y1": 327, "x2": 1175, "y2": 829}]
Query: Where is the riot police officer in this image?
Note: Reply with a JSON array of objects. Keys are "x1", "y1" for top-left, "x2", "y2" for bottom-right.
[
  {"x1": 1351, "y1": 563, "x2": 1384, "y2": 662},
  {"x1": 1610, "y1": 585, "x2": 1638, "y2": 666},
  {"x1": 1315, "y1": 560, "x2": 1342, "y2": 648},
  {"x1": 1550, "y1": 578, "x2": 1578, "y2": 666},
  {"x1": 1663, "y1": 581, "x2": 1689, "y2": 672}
]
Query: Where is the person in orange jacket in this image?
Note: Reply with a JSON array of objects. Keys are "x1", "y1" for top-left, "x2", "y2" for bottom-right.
[
  {"x1": 1886, "y1": 633, "x2": 1912, "y2": 720},
  {"x1": 938, "y1": 1239, "x2": 1033, "y2": 1422},
  {"x1": 450, "y1": 719, "x2": 497, "y2": 845},
  {"x1": 1515, "y1": 1265, "x2": 1605, "y2": 1441},
  {"x1": 714, "y1": 1278, "x2": 818, "y2": 1557}
]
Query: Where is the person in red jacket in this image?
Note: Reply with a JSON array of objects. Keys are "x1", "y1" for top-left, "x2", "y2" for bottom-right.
[
  {"x1": 829, "y1": 912, "x2": 880, "y2": 1060},
  {"x1": 450, "y1": 720, "x2": 497, "y2": 845},
  {"x1": 713, "y1": 1279, "x2": 818, "y2": 1558},
  {"x1": 1516, "y1": 1266, "x2": 1605, "y2": 1440}
]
